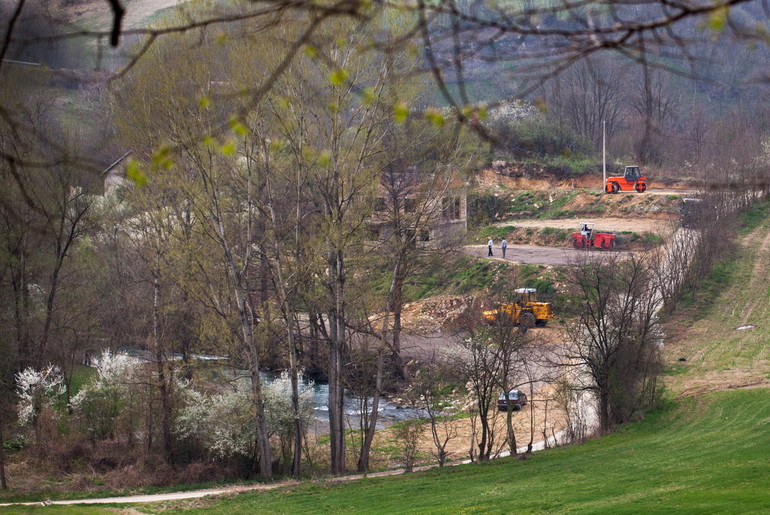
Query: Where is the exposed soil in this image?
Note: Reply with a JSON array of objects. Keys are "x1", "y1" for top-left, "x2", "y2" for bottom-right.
[
  {"x1": 477, "y1": 163, "x2": 699, "y2": 192},
  {"x1": 496, "y1": 217, "x2": 676, "y2": 235}
]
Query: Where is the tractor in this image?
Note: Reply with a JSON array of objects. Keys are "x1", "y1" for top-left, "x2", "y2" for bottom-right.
[
  {"x1": 571, "y1": 222, "x2": 616, "y2": 250},
  {"x1": 605, "y1": 165, "x2": 647, "y2": 193},
  {"x1": 482, "y1": 287, "x2": 554, "y2": 331}
]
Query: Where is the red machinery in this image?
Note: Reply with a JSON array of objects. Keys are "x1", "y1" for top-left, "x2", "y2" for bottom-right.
[
  {"x1": 605, "y1": 166, "x2": 647, "y2": 193},
  {"x1": 571, "y1": 222, "x2": 615, "y2": 250}
]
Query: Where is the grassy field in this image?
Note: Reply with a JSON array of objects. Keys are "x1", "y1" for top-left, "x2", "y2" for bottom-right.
[
  {"x1": 5, "y1": 388, "x2": 763, "y2": 514},
  {"x1": 662, "y1": 202, "x2": 770, "y2": 396}
]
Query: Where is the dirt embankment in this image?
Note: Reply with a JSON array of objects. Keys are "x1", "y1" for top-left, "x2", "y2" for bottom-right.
[{"x1": 477, "y1": 161, "x2": 699, "y2": 192}]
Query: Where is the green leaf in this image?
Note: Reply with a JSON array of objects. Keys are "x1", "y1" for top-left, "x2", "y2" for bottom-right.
[
  {"x1": 228, "y1": 118, "x2": 248, "y2": 137},
  {"x1": 318, "y1": 149, "x2": 332, "y2": 167},
  {"x1": 362, "y1": 87, "x2": 375, "y2": 105},
  {"x1": 221, "y1": 140, "x2": 237, "y2": 156},
  {"x1": 269, "y1": 139, "x2": 284, "y2": 153},
  {"x1": 304, "y1": 45, "x2": 317, "y2": 58},
  {"x1": 394, "y1": 101, "x2": 409, "y2": 124},
  {"x1": 126, "y1": 160, "x2": 147, "y2": 187},
  {"x1": 151, "y1": 146, "x2": 174, "y2": 170},
  {"x1": 424, "y1": 107, "x2": 445, "y2": 127},
  {"x1": 328, "y1": 101, "x2": 339, "y2": 114},
  {"x1": 199, "y1": 96, "x2": 210, "y2": 109},
  {"x1": 329, "y1": 69, "x2": 348, "y2": 86},
  {"x1": 708, "y1": 6, "x2": 728, "y2": 33},
  {"x1": 202, "y1": 135, "x2": 214, "y2": 146}
]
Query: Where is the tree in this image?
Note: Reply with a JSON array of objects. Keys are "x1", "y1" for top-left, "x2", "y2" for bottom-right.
[
  {"x1": 457, "y1": 325, "x2": 505, "y2": 461},
  {"x1": 408, "y1": 358, "x2": 461, "y2": 467},
  {"x1": 566, "y1": 253, "x2": 662, "y2": 434},
  {"x1": 540, "y1": 55, "x2": 627, "y2": 152}
]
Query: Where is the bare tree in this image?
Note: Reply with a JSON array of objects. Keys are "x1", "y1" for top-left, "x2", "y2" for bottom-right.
[
  {"x1": 457, "y1": 324, "x2": 505, "y2": 461},
  {"x1": 565, "y1": 253, "x2": 662, "y2": 434},
  {"x1": 409, "y1": 357, "x2": 461, "y2": 467},
  {"x1": 541, "y1": 54, "x2": 627, "y2": 151}
]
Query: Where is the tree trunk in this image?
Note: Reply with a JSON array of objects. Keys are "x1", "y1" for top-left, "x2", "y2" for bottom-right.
[
  {"x1": 357, "y1": 346, "x2": 384, "y2": 472},
  {"x1": 152, "y1": 268, "x2": 173, "y2": 461},
  {"x1": 505, "y1": 408, "x2": 517, "y2": 457},
  {"x1": 0, "y1": 412, "x2": 7, "y2": 489},
  {"x1": 328, "y1": 249, "x2": 346, "y2": 474}
]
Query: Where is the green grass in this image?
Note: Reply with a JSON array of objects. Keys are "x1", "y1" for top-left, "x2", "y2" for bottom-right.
[
  {"x1": 738, "y1": 199, "x2": 770, "y2": 234},
  {"x1": 0, "y1": 507, "x2": 110, "y2": 515},
  {"x1": 45, "y1": 388, "x2": 757, "y2": 514}
]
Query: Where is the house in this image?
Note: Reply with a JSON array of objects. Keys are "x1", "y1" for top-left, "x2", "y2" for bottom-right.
[{"x1": 366, "y1": 167, "x2": 467, "y2": 245}]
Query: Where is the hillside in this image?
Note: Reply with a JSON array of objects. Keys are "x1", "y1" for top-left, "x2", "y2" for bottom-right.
[{"x1": 127, "y1": 203, "x2": 770, "y2": 513}]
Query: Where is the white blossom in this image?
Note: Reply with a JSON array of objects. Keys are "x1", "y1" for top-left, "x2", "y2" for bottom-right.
[{"x1": 15, "y1": 364, "x2": 65, "y2": 426}]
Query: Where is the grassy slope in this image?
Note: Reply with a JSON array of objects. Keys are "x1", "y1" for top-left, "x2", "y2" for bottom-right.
[
  {"x1": 126, "y1": 390, "x2": 767, "y2": 514},
  {"x1": 662, "y1": 202, "x2": 770, "y2": 396},
  {"x1": 8, "y1": 388, "x2": 769, "y2": 515}
]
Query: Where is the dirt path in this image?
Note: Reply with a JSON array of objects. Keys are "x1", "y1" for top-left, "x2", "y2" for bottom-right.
[
  {"x1": 0, "y1": 424, "x2": 564, "y2": 508},
  {"x1": 464, "y1": 243, "x2": 630, "y2": 266}
]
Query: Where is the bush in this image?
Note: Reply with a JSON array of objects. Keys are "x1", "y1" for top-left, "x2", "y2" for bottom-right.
[{"x1": 491, "y1": 114, "x2": 594, "y2": 159}]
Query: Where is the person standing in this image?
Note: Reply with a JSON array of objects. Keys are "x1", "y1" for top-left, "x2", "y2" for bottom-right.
[
  {"x1": 487, "y1": 238, "x2": 494, "y2": 256},
  {"x1": 501, "y1": 238, "x2": 507, "y2": 259}
]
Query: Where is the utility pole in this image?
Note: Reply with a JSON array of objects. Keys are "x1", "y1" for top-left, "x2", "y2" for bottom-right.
[{"x1": 602, "y1": 120, "x2": 607, "y2": 192}]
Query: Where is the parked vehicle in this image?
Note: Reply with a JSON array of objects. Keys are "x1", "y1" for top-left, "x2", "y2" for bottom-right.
[
  {"x1": 497, "y1": 389, "x2": 528, "y2": 411},
  {"x1": 605, "y1": 165, "x2": 647, "y2": 193}
]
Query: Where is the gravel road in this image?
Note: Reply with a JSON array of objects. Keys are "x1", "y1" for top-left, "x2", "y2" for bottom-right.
[{"x1": 464, "y1": 244, "x2": 629, "y2": 266}]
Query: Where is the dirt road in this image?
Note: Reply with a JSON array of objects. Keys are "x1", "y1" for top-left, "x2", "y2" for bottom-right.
[{"x1": 464, "y1": 244, "x2": 629, "y2": 266}]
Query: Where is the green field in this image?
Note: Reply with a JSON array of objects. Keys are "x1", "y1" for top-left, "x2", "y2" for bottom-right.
[
  {"x1": 5, "y1": 391, "x2": 768, "y2": 513},
  {"x1": 51, "y1": 388, "x2": 766, "y2": 514}
]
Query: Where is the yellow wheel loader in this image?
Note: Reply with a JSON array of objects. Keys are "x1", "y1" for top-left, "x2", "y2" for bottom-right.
[{"x1": 482, "y1": 288, "x2": 554, "y2": 332}]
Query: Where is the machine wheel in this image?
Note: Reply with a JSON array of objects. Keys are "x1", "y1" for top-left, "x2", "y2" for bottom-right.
[
  {"x1": 518, "y1": 312, "x2": 536, "y2": 333},
  {"x1": 635, "y1": 182, "x2": 647, "y2": 193},
  {"x1": 611, "y1": 182, "x2": 620, "y2": 194},
  {"x1": 572, "y1": 237, "x2": 585, "y2": 249},
  {"x1": 535, "y1": 319, "x2": 547, "y2": 327}
]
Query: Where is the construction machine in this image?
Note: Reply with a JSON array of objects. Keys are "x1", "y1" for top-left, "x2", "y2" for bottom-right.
[
  {"x1": 482, "y1": 288, "x2": 554, "y2": 331},
  {"x1": 605, "y1": 166, "x2": 647, "y2": 193},
  {"x1": 571, "y1": 222, "x2": 616, "y2": 249}
]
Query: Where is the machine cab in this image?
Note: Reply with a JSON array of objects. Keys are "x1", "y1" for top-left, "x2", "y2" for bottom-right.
[
  {"x1": 578, "y1": 222, "x2": 595, "y2": 239},
  {"x1": 624, "y1": 166, "x2": 641, "y2": 182},
  {"x1": 513, "y1": 287, "x2": 537, "y2": 305}
]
